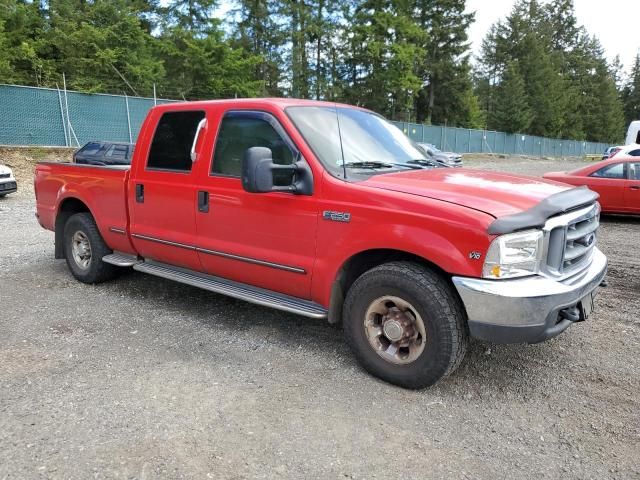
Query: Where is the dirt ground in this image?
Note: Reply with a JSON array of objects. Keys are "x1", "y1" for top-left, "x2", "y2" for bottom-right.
[{"x1": 1, "y1": 149, "x2": 638, "y2": 479}]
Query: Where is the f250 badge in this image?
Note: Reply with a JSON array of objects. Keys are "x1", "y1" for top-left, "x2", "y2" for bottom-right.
[
  {"x1": 323, "y1": 211, "x2": 351, "y2": 223},
  {"x1": 469, "y1": 251, "x2": 482, "y2": 260}
]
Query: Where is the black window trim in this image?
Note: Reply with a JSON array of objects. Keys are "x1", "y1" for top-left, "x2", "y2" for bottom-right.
[
  {"x1": 589, "y1": 162, "x2": 627, "y2": 180},
  {"x1": 145, "y1": 109, "x2": 207, "y2": 174},
  {"x1": 209, "y1": 109, "x2": 302, "y2": 179}
]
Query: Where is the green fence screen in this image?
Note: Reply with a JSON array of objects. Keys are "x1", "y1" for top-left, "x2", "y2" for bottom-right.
[
  {"x1": 390, "y1": 121, "x2": 609, "y2": 157},
  {"x1": 0, "y1": 84, "x2": 609, "y2": 156},
  {"x1": 0, "y1": 84, "x2": 176, "y2": 147}
]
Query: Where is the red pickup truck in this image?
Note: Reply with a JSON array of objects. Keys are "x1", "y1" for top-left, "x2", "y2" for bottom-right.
[{"x1": 35, "y1": 99, "x2": 607, "y2": 388}]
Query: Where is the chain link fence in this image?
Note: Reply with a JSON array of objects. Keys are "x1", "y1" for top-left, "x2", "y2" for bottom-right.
[
  {"x1": 390, "y1": 121, "x2": 609, "y2": 157},
  {"x1": 0, "y1": 83, "x2": 609, "y2": 156},
  {"x1": 0, "y1": 84, "x2": 176, "y2": 147}
]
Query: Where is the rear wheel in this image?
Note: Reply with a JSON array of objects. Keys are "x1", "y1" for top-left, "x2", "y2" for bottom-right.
[
  {"x1": 343, "y1": 261, "x2": 468, "y2": 389},
  {"x1": 63, "y1": 212, "x2": 118, "y2": 284}
]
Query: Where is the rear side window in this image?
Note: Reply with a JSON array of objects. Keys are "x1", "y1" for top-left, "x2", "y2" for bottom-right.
[
  {"x1": 590, "y1": 163, "x2": 625, "y2": 179},
  {"x1": 105, "y1": 145, "x2": 128, "y2": 159},
  {"x1": 212, "y1": 114, "x2": 295, "y2": 179},
  {"x1": 630, "y1": 163, "x2": 640, "y2": 180},
  {"x1": 147, "y1": 111, "x2": 205, "y2": 172}
]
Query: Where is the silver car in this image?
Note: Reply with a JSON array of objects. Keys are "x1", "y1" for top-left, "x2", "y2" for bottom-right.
[{"x1": 416, "y1": 143, "x2": 463, "y2": 167}]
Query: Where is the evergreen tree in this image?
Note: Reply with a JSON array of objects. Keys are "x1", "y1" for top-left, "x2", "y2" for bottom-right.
[
  {"x1": 623, "y1": 54, "x2": 640, "y2": 127},
  {"x1": 490, "y1": 62, "x2": 533, "y2": 133},
  {"x1": 342, "y1": 0, "x2": 425, "y2": 119},
  {"x1": 231, "y1": 0, "x2": 285, "y2": 96},
  {"x1": 476, "y1": 0, "x2": 624, "y2": 143},
  {"x1": 412, "y1": 0, "x2": 475, "y2": 125}
]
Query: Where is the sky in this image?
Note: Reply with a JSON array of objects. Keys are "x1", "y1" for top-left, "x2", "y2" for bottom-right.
[{"x1": 466, "y1": 0, "x2": 640, "y2": 76}]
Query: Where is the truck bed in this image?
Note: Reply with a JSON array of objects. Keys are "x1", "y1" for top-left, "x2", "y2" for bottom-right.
[{"x1": 34, "y1": 162, "x2": 135, "y2": 255}]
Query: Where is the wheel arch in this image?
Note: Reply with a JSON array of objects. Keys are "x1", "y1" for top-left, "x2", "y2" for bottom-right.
[
  {"x1": 54, "y1": 197, "x2": 92, "y2": 259},
  {"x1": 327, "y1": 248, "x2": 453, "y2": 324}
]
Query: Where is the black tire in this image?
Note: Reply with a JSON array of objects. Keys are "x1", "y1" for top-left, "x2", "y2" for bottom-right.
[
  {"x1": 63, "y1": 212, "x2": 118, "y2": 284},
  {"x1": 343, "y1": 261, "x2": 468, "y2": 389}
]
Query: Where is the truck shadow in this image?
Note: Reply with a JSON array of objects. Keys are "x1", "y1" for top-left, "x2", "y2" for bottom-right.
[{"x1": 109, "y1": 269, "x2": 566, "y2": 395}]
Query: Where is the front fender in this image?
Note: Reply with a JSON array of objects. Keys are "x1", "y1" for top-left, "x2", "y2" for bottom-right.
[{"x1": 311, "y1": 216, "x2": 492, "y2": 307}]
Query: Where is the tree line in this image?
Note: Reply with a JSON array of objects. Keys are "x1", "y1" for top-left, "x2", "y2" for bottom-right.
[{"x1": 0, "y1": 0, "x2": 638, "y2": 143}]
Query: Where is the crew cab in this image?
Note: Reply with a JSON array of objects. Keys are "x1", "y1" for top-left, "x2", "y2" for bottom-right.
[{"x1": 34, "y1": 99, "x2": 607, "y2": 388}]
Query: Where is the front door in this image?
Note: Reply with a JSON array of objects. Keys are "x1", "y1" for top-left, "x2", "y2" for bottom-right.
[
  {"x1": 194, "y1": 110, "x2": 318, "y2": 299},
  {"x1": 128, "y1": 109, "x2": 207, "y2": 271},
  {"x1": 587, "y1": 162, "x2": 627, "y2": 212}
]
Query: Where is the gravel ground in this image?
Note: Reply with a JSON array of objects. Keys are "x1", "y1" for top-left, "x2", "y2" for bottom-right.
[{"x1": 1, "y1": 151, "x2": 639, "y2": 479}]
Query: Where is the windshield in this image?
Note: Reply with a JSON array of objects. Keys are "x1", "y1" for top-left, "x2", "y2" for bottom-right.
[{"x1": 286, "y1": 106, "x2": 432, "y2": 178}]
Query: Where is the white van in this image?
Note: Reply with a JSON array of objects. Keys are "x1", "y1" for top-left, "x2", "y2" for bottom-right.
[{"x1": 626, "y1": 121, "x2": 640, "y2": 145}]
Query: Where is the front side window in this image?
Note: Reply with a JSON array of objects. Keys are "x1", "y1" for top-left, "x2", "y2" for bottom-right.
[
  {"x1": 80, "y1": 142, "x2": 102, "y2": 156},
  {"x1": 590, "y1": 163, "x2": 625, "y2": 179},
  {"x1": 147, "y1": 111, "x2": 205, "y2": 172},
  {"x1": 212, "y1": 113, "x2": 295, "y2": 184}
]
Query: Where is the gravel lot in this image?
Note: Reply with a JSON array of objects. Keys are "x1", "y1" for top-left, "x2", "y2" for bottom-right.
[{"x1": 1, "y1": 150, "x2": 639, "y2": 479}]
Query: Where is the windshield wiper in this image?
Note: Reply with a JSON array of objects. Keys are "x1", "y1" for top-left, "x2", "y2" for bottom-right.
[
  {"x1": 403, "y1": 159, "x2": 438, "y2": 168},
  {"x1": 343, "y1": 161, "x2": 395, "y2": 169}
]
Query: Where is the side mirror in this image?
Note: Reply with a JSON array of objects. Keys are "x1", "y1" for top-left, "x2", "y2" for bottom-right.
[{"x1": 241, "y1": 147, "x2": 313, "y2": 195}]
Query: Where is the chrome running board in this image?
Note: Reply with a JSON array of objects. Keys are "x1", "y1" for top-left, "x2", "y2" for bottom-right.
[
  {"x1": 133, "y1": 260, "x2": 328, "y2": 319},
  {"x1": 102, "y1": 252, "x2": 142, "y2": 267}
]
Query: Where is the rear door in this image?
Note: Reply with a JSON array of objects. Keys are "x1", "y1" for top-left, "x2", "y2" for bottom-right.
[
  {"x1": 587, "y1": 162, "x2": 627, "y2": 212},
  {"x1": 625, "y1": 162, "x2": 640, "y2": 213},
  {"x1": 194, "y1": 110, "x2": 318, "y2": 299},
  {"x1": 128, "y1": 108, "x2": 208, "y2": 271}
]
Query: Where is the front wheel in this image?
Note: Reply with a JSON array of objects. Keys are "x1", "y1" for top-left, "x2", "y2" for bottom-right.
[
  {"x1": 343, "y1": 262, "x2": 468, "y2": 389},
  {"x1": 63, "y1": 212, "x2": 118, "y2": 284}
]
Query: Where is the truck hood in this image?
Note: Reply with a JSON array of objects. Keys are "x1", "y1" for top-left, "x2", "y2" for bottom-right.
[{"x1": 360, "y1": 168, "x2": 572, "y2": 218}]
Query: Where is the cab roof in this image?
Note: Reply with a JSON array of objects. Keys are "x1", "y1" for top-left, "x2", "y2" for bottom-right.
[{"x1": 152, "y1": 97, "x2": 367, "y2": 112}]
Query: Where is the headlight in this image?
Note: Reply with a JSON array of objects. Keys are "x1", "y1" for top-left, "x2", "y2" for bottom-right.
[{"x1": 483, "y1": 230, "x2": 543, "y2": 279}]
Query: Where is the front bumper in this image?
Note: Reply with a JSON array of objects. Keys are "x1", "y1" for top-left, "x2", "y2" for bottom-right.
[
  {"x1": 0, "y1": 181, "x2": 17, "y2": 195},
  {"x1": 452, "y1": 248, "x2": 607, "y2": 344}
]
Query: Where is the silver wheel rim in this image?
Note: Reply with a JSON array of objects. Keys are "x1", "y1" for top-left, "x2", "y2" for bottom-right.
[
  {"x1": 364, "y1": 296, "x2": 427, "y2": 365},
  {"x1": 71, "y1": 231, "x2": 92, "y2": 270}
]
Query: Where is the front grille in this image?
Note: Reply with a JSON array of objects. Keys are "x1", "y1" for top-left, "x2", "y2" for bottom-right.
[
  {"x1": 0, "y1": 182, "x2": 16, "y2": 190},
  {"x1": 544, "y1": 203, "x2": 600, "y2": 278},
  {"x1": 0, "y1": 173, "x2": 9, "y2": 179},
  {"x1": 564, "y1": 213, "x2": 599, "y2": 272}
]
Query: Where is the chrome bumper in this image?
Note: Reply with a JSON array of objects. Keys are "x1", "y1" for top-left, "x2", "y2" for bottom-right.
[{"x1": 452, "y1": 248, "x2": 607, "y2": 344}]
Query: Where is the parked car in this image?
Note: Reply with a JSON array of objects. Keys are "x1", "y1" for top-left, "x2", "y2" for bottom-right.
[
  {"x1": 0, "y1": 164, "x2": 17, "y2": 196},
  {"x1": 415, "y1": 142, "x2": 463, "y2": 167},
  {"x1": 608, "y1": 143, "x2": 640, "y2": 158},
  {"x1": 73, "y1": 141, "x2": 134, "y2": 166},
  {"x1": 602, "y1": 146, "x2": 622, "y2": 160},
  {"x1": 34, "y1": 99, "x2": 607, "y2": 388},
  {"x1": 543, "y1": 156, "x2": 640, "y2": 214}
]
